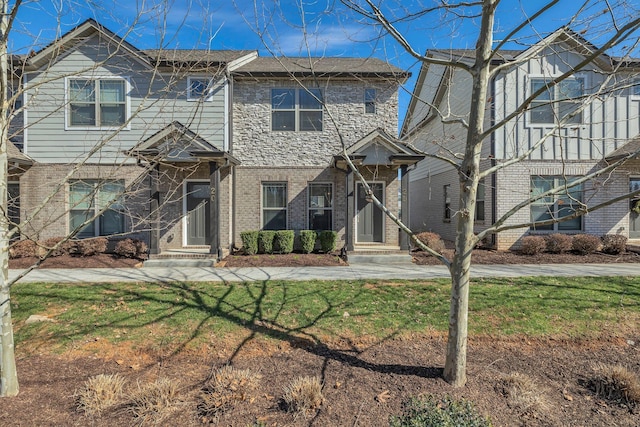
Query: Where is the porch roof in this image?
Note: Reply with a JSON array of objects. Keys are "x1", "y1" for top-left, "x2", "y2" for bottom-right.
[
  {"x1": 127, "y1": 121, "x2": 240, "y2": 166},
  {"x1": 605, "y1": 136, "x2": 640, "y2": 160},
  {"x1": 333, "y1": 128, "x2": 424, "y2": 169}
]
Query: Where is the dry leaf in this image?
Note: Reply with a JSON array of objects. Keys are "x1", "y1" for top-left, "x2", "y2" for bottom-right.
[{"x1": 376, "y1": 390, "x2": 390, "y2": 403}]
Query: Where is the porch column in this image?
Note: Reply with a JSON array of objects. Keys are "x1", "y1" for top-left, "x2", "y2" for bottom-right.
[
  {"x1": 209, "y1": 162, "x2": 221, "y2": 258},
  {"x1": 400, "y1": 165, "x2": 410, "y2": 250},
  {"x1": 346, "y1": 169, "x2": 355, "y2": 251},
  {"x1": 149, "y1": 164, "x2": 160, "y2": 255}
]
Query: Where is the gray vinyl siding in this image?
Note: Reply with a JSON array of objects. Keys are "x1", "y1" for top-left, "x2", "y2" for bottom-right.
[
  {"x1": 24, "y1": 34, "x2": 228, "y2": 164},
  {"x1": 493, "y1": 44, "x2": 640, "y2": 161}
]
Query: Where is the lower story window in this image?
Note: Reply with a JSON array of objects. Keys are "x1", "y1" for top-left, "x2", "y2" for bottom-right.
[
  {"x1": 69, "y1": 180, "x2": 125, "y2": 238},
  {"x1": 530, "y1": 175, "x2": 583, "y2": 231},
  {"x1": 475, "y1": 179, "x2": 485, "y2": 222},
  {"x1": 443, "y1": 184, "x2": 451, "y2": 221},
  {"x1": 308, "y1": 183, "x2": 333, "y2": 230},
  {"x1": 262, "y1": 182, "x2": 287, "y2": 230}
]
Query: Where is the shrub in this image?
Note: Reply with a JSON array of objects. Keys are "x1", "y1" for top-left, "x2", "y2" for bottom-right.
[
  {"x1": 299, "y1": 230, "x2": 317, "y2": 254},
  {"x1": 589, "y1": 363, "x2": 640, "y2": 407},
  {"x1": 390, "y1": 395, "x2": 491, "y2": 427},
  {"x1": 125, "y1": 377, "x2": 180, "y2": 424},
  {"x1": 76, "y1": 238, "x2": 108, "y2": 257},
  {"x1": 282, "y1": 376, "x2": 323, "y2": 416},
  {"x1": 572, "y1": 234, "x2": 601, "y2": 254},
  {"x1": 258, "y1": 230, "x2": 276, "y2": 254},
  {"x1": 75, "y1": 373, "x2": 126, "y2": 416},
  {"x1": 240, "y1": 231, "x2": 259, "y2": 255},
  {"x1": 9, "y1": 239, "x2": 37, "y2": 259},
  {"x1": 114, "y1": 238, "x2": 147, "y2": 259},
  {"x1": 318, "y1": 230, "x2": 337, "y2": 253},
  {"x1": 544, "y1": 234, "x2": 572, "y2": 254},
  {"x1": 601, "y1": 234, "x2": 628, "y2": 255},
  {"x1": 415, "y1": 232, "x2": 446, "y2": 253},
  {"x1": 519, "y1": 236, "x2": 546, "y2": 255},
  {"x1": 41, "y1": 237, "x2": 75, "y2": 257},
  {"x1": 274, "y1": 230, "x2": 295, "y2": 254},
  {"x1": 134, "y1": 239, "x2": 149, "y2": 259},
  {"x1": 198, "y1": 366, "x2": 260, "y2": 417}
]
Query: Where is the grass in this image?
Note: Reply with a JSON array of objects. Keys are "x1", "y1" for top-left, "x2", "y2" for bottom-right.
[{"x1": 11, "y1": 276, "x2": 640, "y2": 354}]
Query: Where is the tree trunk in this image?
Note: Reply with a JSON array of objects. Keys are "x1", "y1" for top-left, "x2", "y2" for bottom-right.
[{"x1": 0, "y1": 0, "x2": 18, "y2": 397}]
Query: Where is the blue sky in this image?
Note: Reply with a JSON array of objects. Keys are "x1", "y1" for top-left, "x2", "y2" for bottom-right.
[{"x1": 10, "y1": 0, "x2": 639, "y2": 128}]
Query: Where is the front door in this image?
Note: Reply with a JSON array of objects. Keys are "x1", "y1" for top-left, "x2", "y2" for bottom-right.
[
  {"x1": 186, "y1": 182, "x2": 210, "y2": 245},
  {"x1": 356, "y1": 182, "x2": 384, "y2": 243},
  {"x1": 630, "y1": 178, "x2": 640, "y2": 239}
]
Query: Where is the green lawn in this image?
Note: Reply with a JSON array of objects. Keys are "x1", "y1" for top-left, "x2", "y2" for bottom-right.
[{"x1": 11, "y1": 276, "x2": 640, "y2": 353}]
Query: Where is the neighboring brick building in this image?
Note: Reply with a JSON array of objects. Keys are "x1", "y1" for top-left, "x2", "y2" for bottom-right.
[{"x1": 402, "y1": 28, "x2": 640, "y2": 249}]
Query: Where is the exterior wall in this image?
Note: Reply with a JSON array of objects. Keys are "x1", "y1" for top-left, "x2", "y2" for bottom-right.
[
  {"x1": 233, "y1": 166, "x2": 348, "y2": 248},
  {"x1": 19, "y1": 163, "x2": 148, "y2": 241},
  {"x1": 24, "y1": 34, "x2": 228, "y2": 164},
  {"x1": 156, "y1": 163, "x2": 232, "y2": 253},
  {"x1": 494, "y1": 160, "x2": 637, "y2": 250},
  {"x1": 232, "y1": 78, "x2": 399, "y2": 166}
]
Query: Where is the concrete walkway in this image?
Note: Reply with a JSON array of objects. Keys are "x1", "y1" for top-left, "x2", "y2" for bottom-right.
[{"x1": 8, "y1": 263, "x2": 640, "y2": 284}]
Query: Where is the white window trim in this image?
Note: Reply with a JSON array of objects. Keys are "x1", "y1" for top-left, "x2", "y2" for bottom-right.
[
  {"x1": 355, "y1": 181, "x2": 386, "y2": 244},
  {"x1": 525, "y1": 74, "x2": 587, "y2": 129},
  {"x1": 64, "y1": 76, "x2": 132, "y2": 131},
  {"x1": 187, "y1": 76, "x2": 215, "y2": 102},
  {"x1": 307, "y1": 182, "x2": 334, "y2": 230},
  {"x1": 261, "y1": 182, "x2": 288, "y2": 230},
  {"x1": 271, "y1": 88, "x2": 323, "y2": 132},
  {"x1": 630, "y1": 77, "x2": 640, "y2": 100},
  {"x1": 529, "y1": 175, "x2": 584, "y2": 233},
  {"x1": 182, "y1": 179, "x2": 210, "y2": 247}
]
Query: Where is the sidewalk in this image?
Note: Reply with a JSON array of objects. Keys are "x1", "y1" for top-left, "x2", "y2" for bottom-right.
[{"x1": 8, "y1": 263, "x2": 640, "y2": 283}]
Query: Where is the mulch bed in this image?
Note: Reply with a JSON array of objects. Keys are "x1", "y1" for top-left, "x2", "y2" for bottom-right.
[
  {"x1": 9, "y1": 254, "x2": 142, "y2": 269},
  {"x1": 221, "y1": 252, "x2": 346, "y2": 267}
]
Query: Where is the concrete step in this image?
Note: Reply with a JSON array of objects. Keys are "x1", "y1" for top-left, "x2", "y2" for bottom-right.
[
  {"x1": 347, "y1": 252, "x2": 413, "y2": 265},
  {"x1": 143, "y1": 258, "x2": 216, "y2": 268}
]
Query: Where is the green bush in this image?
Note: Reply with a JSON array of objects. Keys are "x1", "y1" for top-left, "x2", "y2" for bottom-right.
[
  {"x1": 240, "y1": 231, "x2": 259, "y2": 255},
  {"x1": 318, "y1": 230, "x2": 337, "y2": 253},
  {"x1": 601, "y1": 234, "x2": 628, "y2": 255},
  {"x1": 258, "y1": 231, "x2": 276, "y2": 254},
  {"x1": 519, "y1": 236, "x2": 546, "y2": 255},
  {"x1": 572, "y1": 234, "x2": 601, "y2": 254},
  {"x1": 274, "y1": 230, "x2": 295, "y2": 254},
  {"x1": 390, "y1": 395, "x2": 491, "y2": 427},
  {"x1": 299, "y1": 230, "x2": 317, "y2": 254}
]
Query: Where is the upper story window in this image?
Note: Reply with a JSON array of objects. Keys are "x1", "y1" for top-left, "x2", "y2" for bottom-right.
[
  {"x1": 68, "y1": 78, "x2": 127, "y2": 128},
  {"x1": 530, "y1": 175, "x2": 583, "y2": 231},
  {"x1": 187, "y1": 77, "x2": 213, "y2": 101},
  {"x1": 272, "y1": 88, "x2": 323, "y2": 131},
  {"x1": 631, "y1": 78, "x2": 640, "y2": 97},
  {"x1": 529, "y1": 77, "x2": 584, "y2": 125},
  {"x1": 364, "y1": 88, "x2": 376, "y2": 114}
]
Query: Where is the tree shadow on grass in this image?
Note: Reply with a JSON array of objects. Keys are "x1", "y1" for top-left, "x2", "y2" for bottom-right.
[{"x1": 14, "y1": 274, "x2": 444, "y2": 381}]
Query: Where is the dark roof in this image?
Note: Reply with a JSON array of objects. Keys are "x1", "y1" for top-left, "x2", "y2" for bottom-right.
[
  {"x1": 606, "y1": 136, "x2": 640, "y2": 159},
  {"x1": 234, "y1": 56, "x2": 409, "y2": 79},
  {"x1": 8, "y1": 141, "x2": 33, "y2": 165},
  {"x1": 142, "y1": 49, "x2": 256, "y2": 65}
]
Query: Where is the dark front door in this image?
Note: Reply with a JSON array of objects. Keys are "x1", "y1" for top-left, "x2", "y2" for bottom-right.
[
  {"x1": 186, "y1": 182, "x2": 210, "y2": 245},
  {"x1": 631, "y1": 178, "x2": 640, "y2": 239},
  {"x1": 356, "y1": 182, "x2": 384, "y2": 243}
]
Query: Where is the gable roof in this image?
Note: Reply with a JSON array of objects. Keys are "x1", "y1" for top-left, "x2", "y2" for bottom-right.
[
  {"x1": 129, "y1": 121, "x2": 239, "y2": 165},
  {"x1": 333, "y1": 128, "x2": 424, "y2": 168},
  {"x1": 605, "y1": 135, "x2": 640, "y2": 160},
  {"x1": 234, "y1": 57, "x2": 409, "y2": 80}
]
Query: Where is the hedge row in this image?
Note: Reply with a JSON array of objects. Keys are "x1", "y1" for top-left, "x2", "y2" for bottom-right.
[
  {"x1": 9, "y1": 237, "x2": 148, "y2": 260},
  {"x1": 240, "y1": 230, "x2": 338, "y2": 255},
  {"x1": 520, "y1": 233, "x2": 628, "y2": 255}
]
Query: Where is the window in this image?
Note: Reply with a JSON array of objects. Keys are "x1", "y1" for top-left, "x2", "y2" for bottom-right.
[
  {"x1": 632, "y1": 78, "x2": 640, "y2": 97},
  {"x1": 262, "y1": 183, "x2": 287, "y2": 230},
  {"x1": 529, "y1": 77, "x2": 584, "y2": 125},
  {"x1": 69, "y1": 180, "x2": 125, "y2": 238},
  {"x1": 308, "y1": 183, "x2": 333, "y2": 231},
  {"x1": 475, "y1": 179, "x2": 485, "y2": 221},
  {"x1": 187, "y1": 77, "x2": 213, "y2": 101},
  {"x1": 530, "y1": 176, "x2": 583, "y2": 231},
  {"x1": 68, "y1": 78, "x2": 127, "y2": 127},
  {"x1": 272, "y1": 88, "x2": 323, "y2": 131},
  {"x1": 443, "y1": 184, "x2": 451, "y2": 221},
  {"x1": 364, "y1": 88, "x2": 376, "y2": 114}
]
